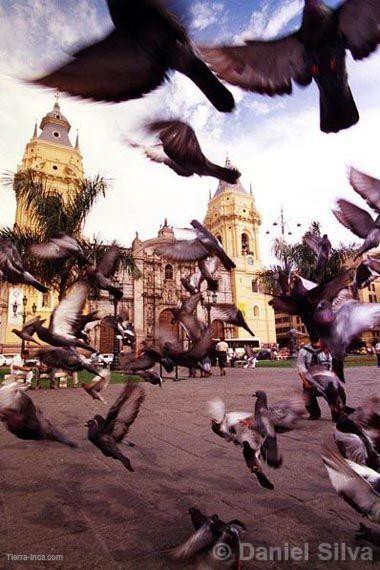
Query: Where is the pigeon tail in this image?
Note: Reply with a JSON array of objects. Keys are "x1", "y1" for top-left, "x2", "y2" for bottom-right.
[
  {"x1": 175, "y1": 51, "x2": 235, "y2": 113},
  {"x1": 318, "y1": 80, "x2": 359, "y2": 134},
  {"x1": 255, "y1": 471, "x2": 274, "y2": 490}
]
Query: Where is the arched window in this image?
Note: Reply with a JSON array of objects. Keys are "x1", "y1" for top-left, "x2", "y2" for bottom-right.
[
  {"x1": 241, "y1": 233, "x2": 249, "y2": 255},
  {"x1": 253, "y1": 305, "x2": 260, "y2": 317},
  {"x1": 164, "y1": 264, "x2": 173, "y2": 280},
  {"x1": 216, "y1": 235, "x2": 222, "y2": 245},
  {"x1": 251, "y1": 279, "x2": 259, "y2": 293},
  {"x1": 42, "y1": 292, "x2": 51, "y2": 308}
]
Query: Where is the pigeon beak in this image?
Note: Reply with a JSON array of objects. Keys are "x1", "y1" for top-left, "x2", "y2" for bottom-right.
[{"x1": 252, "y1": 393, "x2": 258, "y2": 398}]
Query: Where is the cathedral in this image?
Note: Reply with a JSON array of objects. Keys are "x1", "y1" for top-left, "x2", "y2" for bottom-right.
[{"x1": 0, "y1": 99, "x2": 276, "y2": 353}]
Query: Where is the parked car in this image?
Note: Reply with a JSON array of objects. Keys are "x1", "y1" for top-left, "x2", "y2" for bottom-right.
[
  {"x1": 92, "y1": 353, "x2": 114, "y2": 366},
  {"x1": 2, "y1": 354, "x2": 19, "y2": 366}
]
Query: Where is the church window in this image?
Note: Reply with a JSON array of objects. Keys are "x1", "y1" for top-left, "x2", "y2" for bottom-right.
[
  {"x1": 42, "y1": 292, "x2": 51, "y2": 308},
  {"x1": 164, "y1": 264, "x2": 174, "y2": 280},
  {"x1": 251, "y1": 279, "x2": 259, "y2": 293},
  {"x1": 52, "y1": 165, "x2": 58, "y2": 171},
  {"x1": 53, "y1": 131, "x2": 60, "y2": 138},
  {"x1": 253, "y1": 305, "x2": 260, "y2": 317},
  {"x1": 241, "y1": 233, "x2": 249, "y2": 255}
]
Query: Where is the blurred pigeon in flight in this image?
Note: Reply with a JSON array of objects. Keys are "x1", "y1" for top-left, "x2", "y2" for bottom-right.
[
  {"x1": 30, "y1": 233, "x2": 88, "y2": 266},
  {"x1": 0, "y1": 381, "x2": 77, "y2": 448},
  {"x1": 322, "y1": 438, "x2": 380, "y2": 523},
  {"x1": 84, "y1": 245, "x2": 123, "y2": 300},
  {"x1": 303, "y1": 232, "x2": 332, "y2": 273},
  {"x1": 354, "y1": 257, "x2": 380, "y2": 292},
  {"x1": 33, "y1": 282, "x2": 97, "y2": 353},
  {"x1": 37, "y1": 347, "x2": 102, "y2": 377},
  {"x1": 212, "y1": 305, "x2": 255, "y2": 337},
  {"x1": 131, "y1": 120, "x2": 241, "y2": 183},
  {"x1": 333, "y1": 199, "x2": 380, "y2": 258},
  {"x1": 201, "y1": 0, "x2": 380, "y2": 132},
  {"x1": 168, "y1": 507, "x2": 245, "y2": 565},
  {"x1": 11, "y1": 316, "x2": 45, "y2": 346},
  {"x1": 181, "y1": 256, "x2": 220, "y2": 294},
  {"x1": 156, "y1": 219, "x2": 236, "y2": 270},
  {"x1": 0, "y1": 240, "x2": 48, "y2": 293},
  {"x1": 31, "y1": 0, "x2": 234, "y2": 112},
  {"x1": 348, "y1": 167, "x2": 380, "y2": 213},
  {"x1": 85, "y1": 383, "x2": 145, "y2": 472}
]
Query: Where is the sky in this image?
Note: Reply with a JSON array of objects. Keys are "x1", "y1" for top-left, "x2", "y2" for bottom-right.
[{"x1": 0, "y1": 0, "x2": 380, "y2": 262}]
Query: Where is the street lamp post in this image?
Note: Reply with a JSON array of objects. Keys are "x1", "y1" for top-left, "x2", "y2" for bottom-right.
[
  {"x1": 12, "y1": 294, "x2": 37, "y2": 352},
  {"x1": 109, "y1": 281, "x2": 122, "y2": 371}
]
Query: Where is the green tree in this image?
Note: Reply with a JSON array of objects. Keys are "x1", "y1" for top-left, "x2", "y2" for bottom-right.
[
  {"x1": 259, "y1": 221, "x2": 356, "y2": 294},
  {"x1": 1, "y1": 169, "x2": 138, "y2": 299}
]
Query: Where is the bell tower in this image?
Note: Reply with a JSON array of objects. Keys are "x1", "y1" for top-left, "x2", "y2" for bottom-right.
[
  {"x1": 204, "y1": 158, "x2": 276, "y2": 344},
  {"x1": 15, "y1": 95, "x2": 84, "y2": 229}
]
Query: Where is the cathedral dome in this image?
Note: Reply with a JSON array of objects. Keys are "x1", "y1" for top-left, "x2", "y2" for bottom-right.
[{"x1": 213, "y1": 157, "x2": 246, "y2": 197}]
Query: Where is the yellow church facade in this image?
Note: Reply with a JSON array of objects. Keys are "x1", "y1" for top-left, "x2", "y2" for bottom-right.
[
  {"x1": 1, "y1": 100, "x2": 276, "y2": 353},
  {"x1": 204, "y1": 167, "x2": 276, "y2": 345},
  {"x1": 3, "y1": 98, "x2": 85, "y2": 350}
]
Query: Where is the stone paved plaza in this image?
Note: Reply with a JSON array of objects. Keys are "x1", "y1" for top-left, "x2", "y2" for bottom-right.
[{"x1": 0, "y1": 366, "x2": 379, "y2": 569}]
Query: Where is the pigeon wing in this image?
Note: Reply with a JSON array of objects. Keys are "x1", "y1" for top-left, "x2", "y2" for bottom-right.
[
  {"x1": 50, "y1": 281, "x2": 89, "y2": 337},
  {"x1": 333, "y1": 199, "x2": 374, "y2": 238},
  {"x1": 97, "y1": 245, "x2": 121, "y2": 278},
  {"x1": 29, "y1": 241, "x2": 63, "y2": 259},
  {"x1": 200, "y1": 33, "x2": 310, "y2": 96},
  {"x1": 168, "y1": 522, "x2": 215, "y2": 561},
  {"x1": 303, "y1": 232, "x2": 322, "y2": 256},
  {"x1": 322, "y1": 440, "x2": 380, "y2": 520},
  {"x1": 155, "y1": 240, "x2": 209, "y2": 262},
  {"x1": 348, "y1": 167, "x2": 380, "y2": 213},
  {"x1": 31, "y1": 31, "x2": 167, "y2": 103},
  {"x1": 338, "y1": 0, "x2": 380, "y2": 60},
  {"x1": 187, "y1": 325, "x2": 214, "y2": 360},
  {"x1": 105, "y1": 383, "x2": 145, "y2": 442}
]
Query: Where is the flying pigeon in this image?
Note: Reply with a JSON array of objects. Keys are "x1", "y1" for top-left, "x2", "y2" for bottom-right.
[
  {"x1": 29, "y1": 233, "x2": 88, "y2": 266},
  {"x1": 37, "y1": 347, "x2": 102, "y2": 377},
  {"x1": 0, "y1": 239, "x2": 48, "y2": 293},
  {"x1": 168, "y1": 507, "x2": 245, "y2": 565},
  {"x1": 31, "y1": 0, "x2": 234, "y2": 112},
  {"x1": 11, "y1": 316, "x2": 45, "y2": 346},
  {"x1": 33, "y1": 281, "x2": 97, "y2": 353},
  {"x1": 85, "y1": 383, "x2": 145, "y2": 472},
  {"x1": 0, "y1": 381, "x2": 77, "y2": 447},
  {"x1": 211, "y1": 305, "x2": 255, "y2": 337},
  {"x1": 333, "y1": 199, "x2": 380, "y2": 258},
  {"x1": 132, "y1": 120, "x2": 241, "y2": 183},
  {"x1": 348, "y1": 166, "x2": 380, "y2": 213},
  {"x1": 84, "y1": 245, "x2": 123, "y2": 300},
  {"x1": 303, "y1": 232, "x2": 332, "y2": 274},
  {"x1": 201, "y1": 0, "x2": 380, "y2": 133},
  {"x1": 322, "y1": 439, "x2": 380, "y2": 523},
  {"x1": 155, "y1": 219, "x2": 236, "y2": 271}
]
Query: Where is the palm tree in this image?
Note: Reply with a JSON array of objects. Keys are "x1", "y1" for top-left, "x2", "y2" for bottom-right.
[
  {"x1": 259, "y1": 222, "x2": 356, "y2": 294},
  {"x1": 1, "y1": 169, "x2": 139, "y2": 299}
]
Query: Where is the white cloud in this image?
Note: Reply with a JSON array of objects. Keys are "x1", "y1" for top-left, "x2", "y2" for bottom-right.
[
  {"x1": 235, "y1": 0, "x2": 303, "y2": 43},
  {"x1": 191, "y1": 1, "x2": 225, "y2": 31}
]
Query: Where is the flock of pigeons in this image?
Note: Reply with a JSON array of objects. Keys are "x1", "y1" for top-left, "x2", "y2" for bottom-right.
[{"x1": 0, "y1": 0, "x2": 380, "y2": 565}]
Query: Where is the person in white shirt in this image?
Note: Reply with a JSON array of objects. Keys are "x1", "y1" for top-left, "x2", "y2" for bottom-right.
[
  {"x1": 10, "y1": 350, "x2": 33, "y2": 385},
  {"x1": 215, "y1": 338, "x2": 228, "y2": 376}
]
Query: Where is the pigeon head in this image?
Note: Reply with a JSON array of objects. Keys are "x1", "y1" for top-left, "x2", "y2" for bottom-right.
[{"x1": 313, "y1": 301, "x2": 335, "y2": 326}]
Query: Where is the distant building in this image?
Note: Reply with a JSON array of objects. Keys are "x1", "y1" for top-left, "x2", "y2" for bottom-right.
[{"x1": 1, "y1": 99, "x2": 276, "y2": 353}]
